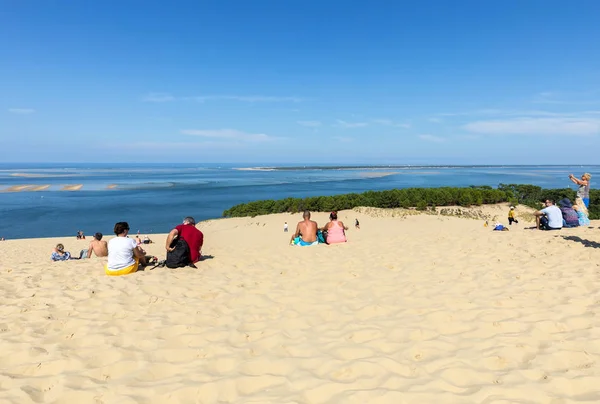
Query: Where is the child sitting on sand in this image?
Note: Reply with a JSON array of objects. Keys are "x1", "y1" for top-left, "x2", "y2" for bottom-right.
[{"x1": 51, "y1": 244, "x2": 72, "y2": 261}]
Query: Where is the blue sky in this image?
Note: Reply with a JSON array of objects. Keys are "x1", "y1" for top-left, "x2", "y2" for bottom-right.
[{"x1": 2, "y1": 0, "x2": 600, "y2": 164}]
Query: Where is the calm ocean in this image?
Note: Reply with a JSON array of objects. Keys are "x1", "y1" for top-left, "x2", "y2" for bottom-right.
[{"x1": 0, "y1": 163, "x2": 597, "y2": 239}]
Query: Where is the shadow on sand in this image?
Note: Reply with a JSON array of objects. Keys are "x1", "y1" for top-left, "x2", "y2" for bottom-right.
[{"x1": 561, "y1": 235, "x2": 600, "y2": 249}]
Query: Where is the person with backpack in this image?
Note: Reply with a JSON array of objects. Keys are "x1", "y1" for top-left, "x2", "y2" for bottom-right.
[{"x1": 165, "y1": 216, "x2": 204, "y2": 268}]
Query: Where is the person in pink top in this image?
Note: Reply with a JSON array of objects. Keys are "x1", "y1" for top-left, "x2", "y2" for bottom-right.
[{"x1": 321, "y1": 211, "x2": 348, "y2": 244}]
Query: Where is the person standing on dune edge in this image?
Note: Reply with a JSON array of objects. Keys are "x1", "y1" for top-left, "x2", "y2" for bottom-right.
[{"x1": 569, "y1": 173, "x2": 591, "y2": 208}]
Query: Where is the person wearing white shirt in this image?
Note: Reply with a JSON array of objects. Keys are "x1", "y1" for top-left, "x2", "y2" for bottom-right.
[
  {"x1": 534, "y1": 199, "x2": 563, "y2": 230},
  {"x1": 106, "y1": 222, "x2": 147, "y2": 276}
]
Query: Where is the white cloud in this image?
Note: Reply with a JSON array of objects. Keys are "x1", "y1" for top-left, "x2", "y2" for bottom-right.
[
  {"x1": 99, "y1": 141, "x2": 243, "y2": 152},
  {"x1": 531, "y1": 91, "x2": 600, "y2": 105},
  {"x1": 143, "y1": 93, "x2": 303, "y2": 103},
  {"x1": 429, "y1": 117, "x2": 442, "y2": 123},
  {"x1": 456, "y1": 134, "x2": 481, "y2": 140},
  {"x1": 198, "y1": 95, "x2": 303, "y2": 102},
  {"x1": 8, "y1": 108, "x2": 35, "y2": 114},
  {"x1": 181, "y1": 129, "x2": 272, "y2": 142},
  {"x1": 436, "y1": 109, "x2": 600, "y2": 119},
  {"x1": 142, "y1": 93, "x2": 176, "y2": 102},
  {"x1": 463, "y1": 118, "x2": 600, "y2": 136},
  {"x1": 372, "y1": 119, "x2": 411, "y2": 128},
  {"x1": 372, "y1": 119, "x2": 393, "y2": 125},
  {"x1": 437, "y1": 109, "x2": 504, "y2": 117},
  {"x1": 335, "y1": 119, "x2": 368, "y2": 128},
  {"x1": 418, "y1": 134, "x2": 445, "y2": 143},
  {"x1": 297, "y1": 120, "x2": 322, "y2": 127}
]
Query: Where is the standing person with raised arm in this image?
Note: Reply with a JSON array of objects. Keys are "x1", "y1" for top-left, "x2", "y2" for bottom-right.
[{"x1": 569, "y1": 173, "x2": 591, "y2": 208}]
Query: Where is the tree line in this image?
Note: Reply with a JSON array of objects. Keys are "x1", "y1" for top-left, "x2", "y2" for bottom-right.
[{"x1": 222, "y1": 184, "x2": 599, "y2": 220}]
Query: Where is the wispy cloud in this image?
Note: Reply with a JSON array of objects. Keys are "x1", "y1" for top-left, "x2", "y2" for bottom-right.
[
  {"x1": 418, "y1": 134, "x2": 445, "y2": 143},
  {"x1": 192, "y1": 95, "x2": 303, "y2": 102},
  {"x1": 333, "y1": 136, "x2": 353, "y2": 142},
  {"x1": 334, "y1": 119, "x2": 368, "y2": 128},
  {"x1": 100, "y1": 141, "x2": 243, "y2": 152},
  {"x1": 428, "y1": 117, "x2": 442, "y2": 123},
  {"x1": 142, "y1": 93, "x2": 176, "y2": 102},
  {"x1": 372, "y1": 118, "x2": 411, "y2": 128},
  {"x1": 372, "y1": 118, "x2": 393, "y2": 125},
  {"x1": 436, "y1": 109, "x2": 504, "y2": 117},
  {"x1": 436, "y1": 109, "x2": 600, "y2": 119},
  {"x1": 297, "y1": 120, "x2": 322, "y2": 127},
  {"x1": 463, "y1": 118, "x2": 600, "y2": 136},
  {"x1": 532, "y1": 91, "x2": 600, "y2": 105},
  {"x1": 143, "y1": 93, "x2": 304, "y2": 103},
  {"x1": 456, "y1": 134, "x2": 481, "y2": 140},
  {"x1": 8, "y1": 108, "x2": 35, "y2": 114},
  {"x1": 181, "y1": 129, "x2": 273, "y2": 142}
]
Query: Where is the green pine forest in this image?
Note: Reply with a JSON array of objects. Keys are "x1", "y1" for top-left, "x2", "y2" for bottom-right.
[{"x1": 223, "y1": 184, "x2": 599, "y2": 220}]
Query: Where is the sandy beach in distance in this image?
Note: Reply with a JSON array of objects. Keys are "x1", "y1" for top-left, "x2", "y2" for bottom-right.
[
  {"x1": 1, "y1": 203, "x2": 600, "y2": 403},
  {"x1": 60, "y1": 184, "x2": 83, "y2": 191}
]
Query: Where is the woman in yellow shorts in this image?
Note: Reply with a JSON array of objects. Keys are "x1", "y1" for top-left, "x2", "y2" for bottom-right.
[{"x1": 105, "y1": 222, "x2": 147, "y2": 276}]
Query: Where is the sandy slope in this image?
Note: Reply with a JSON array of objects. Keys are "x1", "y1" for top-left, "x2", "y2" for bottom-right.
[{"x1": 1, "y1": 204, "x2": 600, "y2": 403}]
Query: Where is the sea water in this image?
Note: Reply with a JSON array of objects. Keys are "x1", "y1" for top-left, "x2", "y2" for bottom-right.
[{"x1": 0, "y1": 163, "x2": 597, "y2": 239}]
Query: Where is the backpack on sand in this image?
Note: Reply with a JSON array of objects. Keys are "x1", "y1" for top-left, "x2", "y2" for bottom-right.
[{"x1": 165, "y1": 237, "x2": 194, "y2": 268}]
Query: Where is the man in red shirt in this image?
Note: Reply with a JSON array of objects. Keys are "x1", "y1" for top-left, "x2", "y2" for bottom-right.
[{"x1": 165, "y1": 216, "x2": 204, "y2": 263}]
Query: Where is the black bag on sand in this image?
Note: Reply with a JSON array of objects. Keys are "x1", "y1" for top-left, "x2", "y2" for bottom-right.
[{"x1": 166, "y1": 237, "x2": 195, "y2": 268}]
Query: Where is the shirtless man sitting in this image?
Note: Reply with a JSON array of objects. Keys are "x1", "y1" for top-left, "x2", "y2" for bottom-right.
[
  {"x1": 80, "y1": 232, "x2": 108, "y2": 258},
  {"x1": 290, "y1": 210, "x2": 319, "y2": 246}
]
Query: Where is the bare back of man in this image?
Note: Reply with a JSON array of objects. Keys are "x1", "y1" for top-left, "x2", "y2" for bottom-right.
[
  {"x1": 88, "y1": 239, "x2": 108, "y2": 258},
  {"x1": 291, "y1": 211, "x2": 318, "y2": 243},
  {"x1": 298, "y1": 220, "x2": 318, "y2": 242}
]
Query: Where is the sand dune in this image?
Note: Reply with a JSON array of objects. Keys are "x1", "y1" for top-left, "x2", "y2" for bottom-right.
[
  {"x1": 29, "y1": 185, "x2": 51, "y2": 191},
  {"x1": 2, "y1": 185, "x2": 36, "y2": 192},
  {"x1": 358, "y1": 171, "x2": 399, "y2": 178},
  {"x1": 1, "y1": 204, "x2": 599, "y2": 403},
  {"x1": 60, "y1": 184, "x2": 83, "y2": 191}
]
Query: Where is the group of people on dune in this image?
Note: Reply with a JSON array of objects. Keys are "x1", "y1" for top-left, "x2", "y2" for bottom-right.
[
  {"x1": 289, "y1": 210, "x2": 351, "y2": 246},
  {"x1": 534, "y1": 172, "x2": 591, "y2": 231},
  {"x1": 51, "y1": 216, "x2": 204, "y2": 276}
]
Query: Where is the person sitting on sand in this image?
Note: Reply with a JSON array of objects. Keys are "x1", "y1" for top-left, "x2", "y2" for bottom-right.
[
  {"x1": 573, "y1": 197, "x2": 591, "y2": 226},
  {"x1": 321, "y1": 211, "x2": 348, "y2": 244},
  {"x1": 135, "y1": 235, "x2": 142, "y2": 246},
  {"x1": 143, "y1": 235, "x2": 152, "y2": 244},
  {"x1": 534, "y1": 199, "x2": 563, "y2": 230},
  {"x1": 106, "y1": 222, "x2": 147, "y2": 276},
  {"x1": 51, "y1": 244, "x2": 72, "y2": 261},
  {"x1": 569, "y1": 173, "x2": 591, "y2": 208},
  {"x1": 558, "y1": 198, "x2": 579, "y2": 228},
  {"x1": 166, "y1": 216, "x2": 204, "y2": 264},
  {"x1": 79, "y1": 232, "x2": 108, "y2": 258},
  {"x1": 508, "y1": 206, "x2": 518, "y2": 225},
  {"x1": 290, "y1": 210, "x2": 319, "y2": 246}
]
